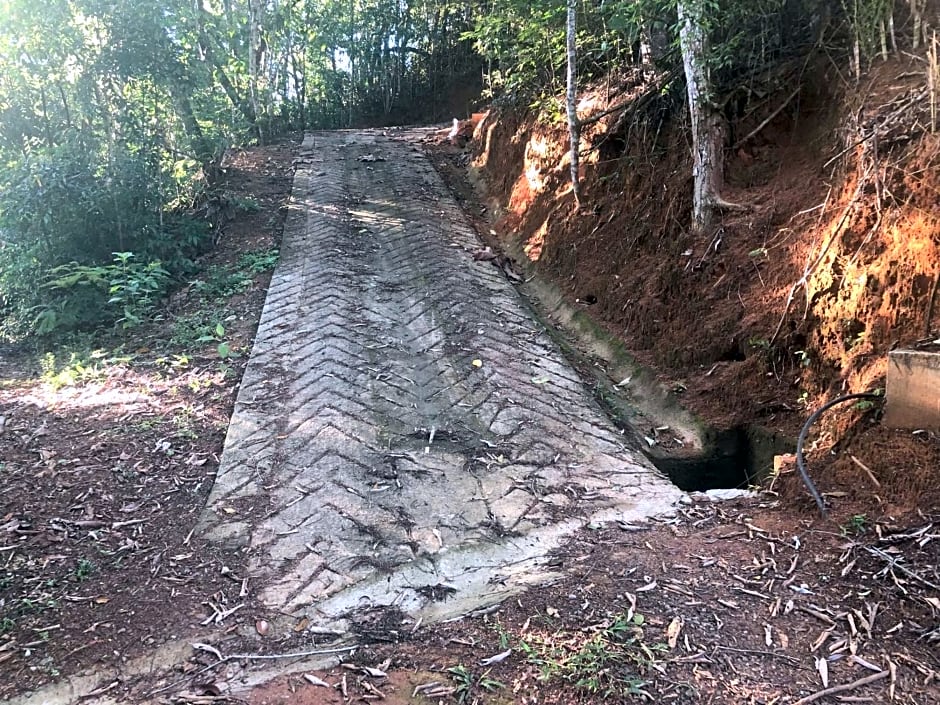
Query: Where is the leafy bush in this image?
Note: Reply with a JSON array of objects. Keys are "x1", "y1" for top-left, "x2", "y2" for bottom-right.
[
  {"x1": 0, "y1": 138, "x2": 210, "y2": 339},
  {"x1": 39, "y1": 252, "x2": 171, "y2": 333},
  {"x1": 190, "y1": 265, "x2": 254, "y2": 300},
  {"x1": 238, "y1": 248, "x2": 280, "y2": 274},
  {"x1": 0, "y1": 241, "x2": 47, "y2": 339}
]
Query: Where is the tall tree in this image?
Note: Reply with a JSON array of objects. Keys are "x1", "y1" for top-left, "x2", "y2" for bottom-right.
[
  {"x1": 676, "y1": 0, "x2": 743, "y2": 232},
  {"x1": 565, "y1": 0, "x2": 581, "y2": 206}
]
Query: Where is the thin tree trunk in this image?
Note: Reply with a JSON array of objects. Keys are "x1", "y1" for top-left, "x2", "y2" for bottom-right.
[
  {"x1": 348, "y1": 0, "x2": 356, "y2": 126},
  {"x1": 566, "y1": 0, "x2": 581, "y2": 207},
  {"x1": 248, "y1": 0, "x2": 265, "y2": 140},
  {"x1": 195, "y1": 6, "x2": 258, "y2": 129},
  {"x1": 39, "y1": 86, "x2": 54, "y2": 147},
  {"x1": 911, "y1": 0, "x2": 923, "y2": 49},
  {"x1": 168, "y1": 83, "x2": 214, "y2": 164},
  {"x1": 57, "y1": 82, "x2": 72, "y2": 130},
  {"x1": 677, "y1": 0, "x2": 730, "y2": 232}
]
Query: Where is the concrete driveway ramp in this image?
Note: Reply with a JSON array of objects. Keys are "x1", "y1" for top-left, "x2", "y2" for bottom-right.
[{"x1": 198, "y1": 130, "x2": 682, "y2": 632}]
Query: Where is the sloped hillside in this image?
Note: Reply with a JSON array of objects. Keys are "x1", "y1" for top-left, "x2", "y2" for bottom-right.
[{"x1": 467, "y1": 52, "x2": 940, "y2": 516}]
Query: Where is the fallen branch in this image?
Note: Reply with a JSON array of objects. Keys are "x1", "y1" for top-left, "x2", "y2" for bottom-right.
[
  {"x1": 850, "y1": 455, "x2": 881, "y2": 488},
  {"x1": 145, "y1": 642, "x2": 360, "y2": 697},
  {"x1": 192, "y1": 642, "x2": 358, "y2": 664},
  {"x1": 769, "y1": 175, "x2": 861, "y2": 346},
  {"x1": 711, "y1": 194, "x2": 750, "y2": 213},
  {"x1": 79, "y1": 680, "x2": 119, "y2": 699},
  {"x1": 789, "y1": 670, "x2": 888, "y2": 705},
  {"x1": 732, "y1": 86, "x2": 801, "y2": 150},
  {"x1": 865, "y1": 545, "x2": 940, "y2": 592},
  {"x1": 713, "y1": 644, "x2": 800, "y2": 665}
]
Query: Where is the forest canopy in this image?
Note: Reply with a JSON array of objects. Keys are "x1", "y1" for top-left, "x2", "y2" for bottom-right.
[{"x1": 0, "y1": 0, "x2": 920, "y2": 340}]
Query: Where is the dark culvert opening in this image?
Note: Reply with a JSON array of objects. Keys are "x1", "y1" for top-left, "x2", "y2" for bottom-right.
[
  {"x1": 590, "y1": 381, "x2": 791, "y2": 493},
  {"x1": 648, "y1": 427, "x2": 752, "y2": 492},
  {"x1": 645, "y1": 426, "x2": 795, "y2": 493}
]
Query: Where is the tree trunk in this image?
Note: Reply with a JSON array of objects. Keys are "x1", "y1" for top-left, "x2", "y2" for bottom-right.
[
  {"x1": 677, "y1": 0, "x2": 726, "y2": 232},
  {"x1": 248, "y1": 0, "x2": 265, "y2": 140},
  {"x1": 566, "y1": 0, "x2": 581, "y2": 207},
  {"x1": 348, "y1": 0, "x2": 356, "y2": 126},
  {"x1": 195, "y1": 6, "x2": 258, "y2": 130},
  {"x1": 168, "y1": 83, "x2": 214, "y2": 164},
  {"x1": 911, "y1": 0, "x2": 923, "y2": 49}
]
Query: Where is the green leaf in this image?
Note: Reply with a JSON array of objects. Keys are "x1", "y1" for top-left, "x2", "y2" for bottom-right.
[{"x1": 215, "y1": 322, "x2": 225, "y2": 337}]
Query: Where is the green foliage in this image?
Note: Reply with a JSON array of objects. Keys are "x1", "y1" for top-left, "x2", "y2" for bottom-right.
[
  {"x1": 230, "y1": 196, "x2": 262, "y2": 213},
  {"x1": 107, "y1": 253, "x2": 171, "y2": 329},
  {"x1": 465, "y1": 0, "x2": 846, "y2": 106},
  {"x1": 446, "y1": 664, "x2": 504, "y2": 704},
  {"x1": 238, "y1": 248, "x2": 280, "y2": 274},
  {"x1": 73, "y1": 559, "x2": 95, "y2": 582},
  {"x1": 842, "y1": 513, "x2": 869, "y2": 536},
  {"x1": 843, "y1": 0, "x2": 895, "y2": 62},
  {"x1": 518, "y1": 611, "x2": 661, "y2": 698},
  {"x1": 40, "y1": 349, "x2": 107, "y2": 390},
  {"x1": 185, "y1": 247, "x2": 277, "y2": 309},
  {"x1": 0, "y1": 241, "x2": 50, "y2": 339},
  {"x1": 171, "y1": 309, "x2": 227, "y2": 348},
  {"x1": 0, "y1": 0, "x2": 224, "y2": 341},
  {"x1": 0, "y1": 617, "x2": 15, "y2": 635},
  {"x1": 191, "y1": 265, "x2": 254, "y2": 300},
  {"x1": 466, "y1": 0, "x2": 661, "y2": 99},
  {"x1": 0, "y1": 139, "x2": 208, "y2": 339},
  {"x1": 39, "y1": 252, "x2": 170, "y2": 333},
  {"x1": 853, "y1": 388, "x2": 883, "y2": 411},
  {"x1": 170, "y1": 308, "x2": 235, "y2": 360}
]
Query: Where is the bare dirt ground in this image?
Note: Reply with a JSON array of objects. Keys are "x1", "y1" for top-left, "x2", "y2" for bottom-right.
[
  {"x1": 1, "y1": 110, "x2": 939, "y2": 705},
  {"x1": 246, "y1": 499, "x2": 940, "y2": 705},
  {"x1": 0, "y1": 139, "x2": 296, "y2": 699}
]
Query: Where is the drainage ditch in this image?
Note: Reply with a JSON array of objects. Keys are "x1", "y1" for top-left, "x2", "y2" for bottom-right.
[
  {"x1": 647, "y1": 425, "x2": 794, "y2": 492},
  {"x1": 590, "y1": 377, "x2": 796, "y2": 492},
  {"x1": 454, "y1": 201, "x2": 797, "y2": 496}
]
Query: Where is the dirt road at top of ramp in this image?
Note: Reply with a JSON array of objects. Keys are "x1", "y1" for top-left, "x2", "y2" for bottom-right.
[{"x1": 198, "y1": 130, "x2": 682, "y2": 636}]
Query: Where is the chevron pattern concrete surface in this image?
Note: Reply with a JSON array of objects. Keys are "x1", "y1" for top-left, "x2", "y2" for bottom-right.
[{"x1": 198, "y1": 130, "x2": 683, "y2": 633}]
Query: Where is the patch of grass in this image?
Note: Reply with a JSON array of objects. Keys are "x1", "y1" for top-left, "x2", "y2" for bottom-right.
[
  {"x1": 238, "y1": 248, "x2": 279, "y2": 274},
  {"x1": 513, "y1": 611, "x2": 662, "y2": 699},
  {"x1": 0, "y1": 617, "x2": 15, "y2": 635},
  {"x1": 191, "y1": 265, "x2": 254, "y2": 300},
  {"x1": 73, "y1": 559, "x2": 95, "y2": 582},
  {"x1": 446, "y1": 664, "x2": 504, "y2": 704}
]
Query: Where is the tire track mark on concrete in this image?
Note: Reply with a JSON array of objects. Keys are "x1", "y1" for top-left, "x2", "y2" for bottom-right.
[{"x1": 199, "y1": 131, "x2": 683, "y2": 633}]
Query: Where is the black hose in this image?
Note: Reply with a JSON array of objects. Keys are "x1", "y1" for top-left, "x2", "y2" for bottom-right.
[{"x1": 796, "y1": 392, "x2": 882, "y2": 517}]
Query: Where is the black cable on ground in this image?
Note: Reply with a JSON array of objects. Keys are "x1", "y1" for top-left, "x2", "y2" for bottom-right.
[{"x1": 796, "y1": 392, "x2": 882, "y2": 517}]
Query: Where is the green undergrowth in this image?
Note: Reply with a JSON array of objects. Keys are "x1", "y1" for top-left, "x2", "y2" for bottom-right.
[
  {"x1": 486, "y1": 610, "x2": 669, "y2": 700},
  {"x1": 24, "y1": 245, "x2": 280, "y2": 390}
]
